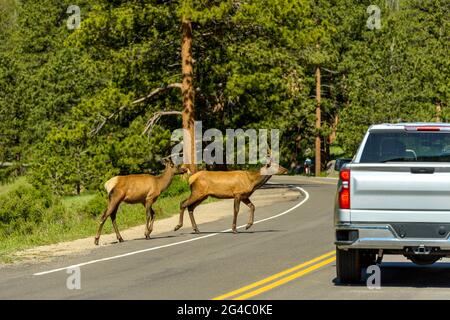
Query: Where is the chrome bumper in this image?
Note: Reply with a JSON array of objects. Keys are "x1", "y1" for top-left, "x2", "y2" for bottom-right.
[{"x1": 335, "y1": 224, "x2": 450, "y2": 250}]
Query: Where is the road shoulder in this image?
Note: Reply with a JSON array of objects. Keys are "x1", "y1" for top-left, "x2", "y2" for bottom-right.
[{"x1": 8, "y1": 187, "x2": 300, "y2": 266}]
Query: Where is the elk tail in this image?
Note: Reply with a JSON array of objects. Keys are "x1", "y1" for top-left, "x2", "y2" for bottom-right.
[
  {"x1": 188, "y1": 172, "x2": 202, "y2": 186},
  {"x1": 104, "y1": 176, "x2": 119, "y2": 198}
]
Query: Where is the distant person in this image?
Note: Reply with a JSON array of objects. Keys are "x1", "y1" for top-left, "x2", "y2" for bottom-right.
[{"x1": 304, "y1": 158, "x2": 312, "y2": 176}]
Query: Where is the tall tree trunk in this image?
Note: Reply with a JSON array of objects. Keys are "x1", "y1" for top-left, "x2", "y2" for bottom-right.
[
  {"x1": 436, "y1": 102, "x2": 442, "y2": 122},
  {"x1": 315, "y1": 66, "x2": 321, "y2": 177},
  {"x1": 181, "y1": 17, "x2": 196, "y2": 173},
  {"x1": 329, "y1": 114, "x2": 339, "y2": 144}
]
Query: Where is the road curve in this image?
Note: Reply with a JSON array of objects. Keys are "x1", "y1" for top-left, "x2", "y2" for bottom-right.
[{"x1": 2, "y1": 176, "x2": 450, "y2": 299}]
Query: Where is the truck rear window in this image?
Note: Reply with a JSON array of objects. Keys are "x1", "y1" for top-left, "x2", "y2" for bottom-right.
[{"x1": 360, "y1": 131, "x2": 450, "y2": 163}]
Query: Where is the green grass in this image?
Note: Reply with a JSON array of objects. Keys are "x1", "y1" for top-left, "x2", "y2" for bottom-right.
[
  {"x1": 0, "y1": 176, "x2": 30, "y2": 195},
  {"x1": 0, "y1": 176, "x2": 215, "y2": 263}
]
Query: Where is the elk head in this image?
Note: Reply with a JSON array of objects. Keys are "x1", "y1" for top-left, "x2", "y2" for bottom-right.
[
  {"x1": 162, "y1": 157, "x2": 188, "y2": 175},
  {"x1": 260, "y1": 149, "x2": 288, "y2": 176}
]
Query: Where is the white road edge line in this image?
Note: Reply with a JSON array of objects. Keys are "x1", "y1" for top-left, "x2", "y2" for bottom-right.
[{"x1": 33, "y1": 186, "x2": 310, "y2": 276}]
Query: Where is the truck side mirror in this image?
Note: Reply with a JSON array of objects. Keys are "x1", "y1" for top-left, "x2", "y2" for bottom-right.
[{"x1": 334, "y1": 158, "x2": 352, "y2": 171}]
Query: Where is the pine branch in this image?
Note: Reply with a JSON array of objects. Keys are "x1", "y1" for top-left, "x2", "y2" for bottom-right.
[
  {"x1": 142, "y1": 110, "x2": 182, "y2": 137},
  {"x1": 90, "y1": 83, "x2": 182, "y2": 136}
]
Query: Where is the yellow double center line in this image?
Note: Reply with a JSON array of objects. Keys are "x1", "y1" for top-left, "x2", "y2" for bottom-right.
[{"x1": 213, "y1": 250, "x2": 336, "y2": 300}]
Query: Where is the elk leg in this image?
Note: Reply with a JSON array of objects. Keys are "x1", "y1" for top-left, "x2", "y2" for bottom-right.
[
  {"x1": 145, "y1": 207, "x2": 156, "y2": 239},
  {"x1": 145, "y1": 199, "x2": 155, "y2": 239},
  {"x1": 174, "y1": 198, "x2": 189, "y2": 231},
  {"x1": 242, "y1": 198, "x2": 255, "y2": 230},
  {"x1": 95, "y1": 200, "x2": 120, "y2": 245},
  {"x1": 149, "y1": 207, "x2": 156, "y2": 234},
  {"x1": 175, "y1": 194, "x2": 202, "y2": 231},
  {"x1": 232, "y1": 197, "x2": 241, "y2": 234},
  {"x1": 110, "y1": 210, "x2": 124, "y2": 242},
  {"x1": 188, "y1": 209, "x2": 200, "y2": 234},
  {"x1": 94, "y1": 213, "x2": 107, "y2": 246},
  {"x1": 187, "y1": 198, "x2": 206, "y2": 234}
]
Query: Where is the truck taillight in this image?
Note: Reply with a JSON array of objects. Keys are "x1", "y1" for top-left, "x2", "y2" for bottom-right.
[
  {"x1": 405, "y1": 126, "x2": 442, "y2": 131},
  {"x1": 339, "y1": 168, "x2": 350, "y2": 209}
]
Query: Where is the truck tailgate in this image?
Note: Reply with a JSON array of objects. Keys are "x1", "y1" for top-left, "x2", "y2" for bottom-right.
[{"x1": 350, "y1": 163, "x2": 450, "y2": 212}]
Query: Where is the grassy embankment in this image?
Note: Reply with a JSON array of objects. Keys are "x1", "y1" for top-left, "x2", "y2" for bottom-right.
[{"x1": 0, "y1": 176, "x2": 211, "y2": 263}]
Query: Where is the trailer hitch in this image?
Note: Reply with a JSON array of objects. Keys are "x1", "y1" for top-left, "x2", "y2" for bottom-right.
[{"x1": 412, "y1": 245, "x2": 431, "y2": 255}]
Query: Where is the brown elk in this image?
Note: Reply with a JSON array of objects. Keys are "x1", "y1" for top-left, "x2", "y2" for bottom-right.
[
  {"x1": 174, "y1": 158, "x2": 288, "y2": 234},
  {"x1": 94, "y1": 158, "x2": 187, "y2": 245}
]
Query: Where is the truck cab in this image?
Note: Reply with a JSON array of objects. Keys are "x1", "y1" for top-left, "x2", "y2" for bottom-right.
[{"x1": 335, "y1": 123, "x2": 450, "y2": 283}]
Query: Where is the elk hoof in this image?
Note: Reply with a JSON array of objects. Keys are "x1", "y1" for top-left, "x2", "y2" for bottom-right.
[
  {"x1": 232, "y1": 229, "x2": 238, "y2": 234},
  {"x1": 145, "y1": 235, "x2": 150, "y2": 240},
  {"x1": 174, "y1": 224, "x2": 182, "y2": 231},
  {"x1": 193, "y1": 228, "x2": 200, "y2": 234},
  {"x1": 94, "y1": 237, "x2": 99, "y2": 246},
  {"x1": 245, "y1": 223, "x2": 253, "y2": 230},
  {"x1": 118, "y1": 237, "x2": 124, "y2": 243}
]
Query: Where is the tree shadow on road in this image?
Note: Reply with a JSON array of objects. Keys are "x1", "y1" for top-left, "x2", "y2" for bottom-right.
[
  {"x1": 178, "y1": 229, "x2": 283, "y2": 235},
  {"x1": 333, "y1": 262, "x2": 450, "y2": 288},
  {"x1": 106, "y1": 235, "x2": 178, "y2": 244},
  {"x1": 263, "y1": 183, "x2": 334, "y2": 190}
]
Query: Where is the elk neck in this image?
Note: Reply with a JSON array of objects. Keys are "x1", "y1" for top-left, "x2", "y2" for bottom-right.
[
  {"x1": 248, "y1": 170, "x2": 272, "y2": 190},
  {"x1": 156, "y1": 166, "x2": 175, "y2": 192}
]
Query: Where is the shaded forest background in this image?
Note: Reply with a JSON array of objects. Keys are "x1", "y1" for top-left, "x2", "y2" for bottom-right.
[{"x1": 0, "y1": 0, "x2": 449, "y2": 195}]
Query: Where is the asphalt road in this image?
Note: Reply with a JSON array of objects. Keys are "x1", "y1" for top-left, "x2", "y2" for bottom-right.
[{"x1": 2, "y1": 175, "x2": 450, "y2": 299}]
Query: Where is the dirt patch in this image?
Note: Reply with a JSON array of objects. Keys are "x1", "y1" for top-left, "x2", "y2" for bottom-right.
[{"x1": 11, "y1": 188, "x2": 300, "y2": 264}]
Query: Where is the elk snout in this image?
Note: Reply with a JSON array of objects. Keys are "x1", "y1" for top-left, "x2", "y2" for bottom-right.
[
  {"x1": 277, "y1": 165, "x2": 288, "y2": 175},
  {"x1": 177, "y1": 166, "x2": 188, "y2": 175}
]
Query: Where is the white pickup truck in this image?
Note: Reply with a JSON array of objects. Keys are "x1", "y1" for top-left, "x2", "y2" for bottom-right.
[{"x1": 335, "y1": 123, "x2": 450, "y2": 283}]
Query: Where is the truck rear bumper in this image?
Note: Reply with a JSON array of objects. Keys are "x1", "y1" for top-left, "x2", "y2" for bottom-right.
[{"x1": 335, "y1": 224, "x2": 450, "y2": 250}]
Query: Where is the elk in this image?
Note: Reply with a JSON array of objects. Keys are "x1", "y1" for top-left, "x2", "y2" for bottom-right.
[
  {"x1": 174, "y1": 157, "x2": 288, "y2": 234},
  {"x1": 94, "y1": 158, "x2": 187, "y2": 245}
]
